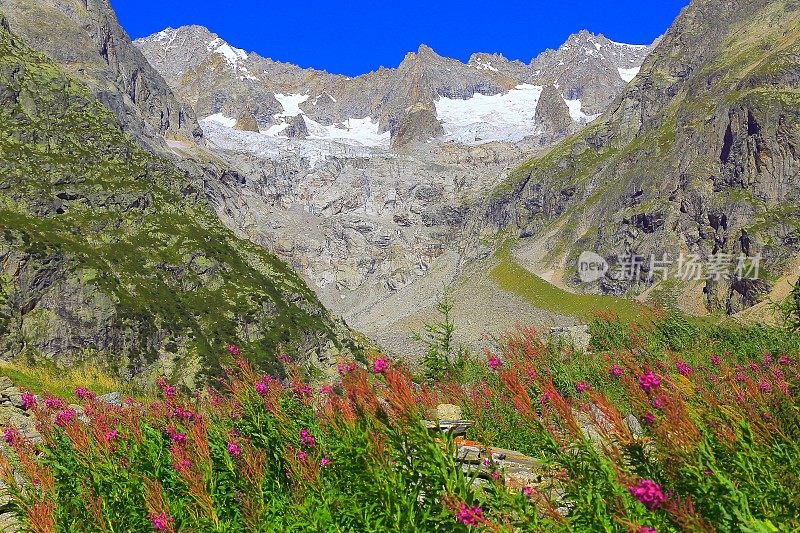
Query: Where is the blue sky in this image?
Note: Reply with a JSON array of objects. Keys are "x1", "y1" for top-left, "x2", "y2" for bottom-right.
[{"x1": 112, "y1": 0, "x2": 689, "y2": 77}]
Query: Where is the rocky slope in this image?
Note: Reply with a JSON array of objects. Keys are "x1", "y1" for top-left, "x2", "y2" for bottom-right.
[
  {"x1": 0, "y1": 15, "x2": 356, "y2": 385},
  {"x1": 0, "y1": 0, "x2": 203, "y2": 153},
  {"x1": 481, "y1": 0, "x2": 800, "y2": 315},
  {"x1": 132, "y1": 25, "x2": 654, "y2": 320}
]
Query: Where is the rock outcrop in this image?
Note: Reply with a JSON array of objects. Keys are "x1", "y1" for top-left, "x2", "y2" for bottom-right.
[
  {"x1": 0, "y1": 0, "x2": 203, "y2": 152},
  {"x1": 480, "y1": 0, "x2": 800, "y2": 315},
  {"x1": 0, "y1": 19, "x2": 356, "y2": 382}
]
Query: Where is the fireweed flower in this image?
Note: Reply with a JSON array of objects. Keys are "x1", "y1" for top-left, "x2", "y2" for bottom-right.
[
  {"x1": 749, "y1": 362, "x2": 760, "y2": 373},
  {"x1": 297, "y1": 451, "x2": 308, "y2": 461},
  {"x1": 710, "y1": 355, "x2": 721, "y2": 366},
  {"x1": 226, "y1": 344, "x2": 241, "y2": 356},
  {"x1": 758, "y1": 380, "x2": 771, "y2": 393},
  {"x1": 609, "y1": 364, "x2": 624, "y2": 378},
  {"x1": 320, "y1": 457, "x2": 331, "y2": 467},
  {"x1": 20, "y1": 391, "x2": 37, "y2": 410},
  {"x1": 3, "y1": 427, "x2": 18, "y2": 445},
  {"x1": 103, "y1": 430, "x2": 118, "y2": 442},
  {"x1": 156, "y1": 378, "x2": 176, "y2": 399},
  {"x1": 763, "y1": 354, "x2": 774, "y2": 367},
  {"x1": 455, "y1": 503, "x2": 484, "y2": 526},
  {"x1": 255, "y1": 381, "x2": 269, "y2": 397},
  {"x1": 779, "y1": 355, "x2": 791, "y2": 366},
  {"x1": 639, "y1": 371, "x2": 661, "y2": 393},
  {"x1": 522, "y1": 486, "x2": 534, "y2": 498},
  {"x1": 227, "y1": 440, "x2": 243, "y2": 458},
  {"x1": 642, "y1": 411, "x2": 656, "y2": 425},
  {"x1": 539, "y1": 391, "x2": 552, "y2": 404},
  {"x1": 74, "y1": 387, "x2": 96, "y2": 401},
  {"x1": 675, "y1": 360, "x2": 692, "y2": 377},
  {"x1": 299, "y1": 429, "x2": 316, "y2": 448},
  {"x1": 175, "y1": 459, "x2": 192, "y2": 473},
  {"x1": 54, "y1": 409, "x2": 77, "y2": 427},
  {"x1": 149, "y1": 512, "x2": 173, "y2": 532},
  {"x1": 166, "y1": 426, "x2": 187, "y2": 445},
  {"x1": 651, "y1": 397, "x2": 665, "y2": 410},
  {"x1": 293, "y1": 384, "x2": 313, "y2": 399},
  {"x1": 372, "y1": 357, "x2": 389, "y2": 374},
  {"x1": 319, "y1": 385, "x2": 334, "y2": 395},
  {"x1": 43, "y1": 396, "x2": 65, "y2": 410},
  {"x1": 735, "y1": 372, "x2": 746, "y2": 383},
  {"x1": 487, "y1": 355, "x2": 503, "y2": 371},
  {"x1": 638, "y1": 527, "x2": 657, "y2": 533},
  {"x1": 575, "y1": 381, "x2": 590, "y2": 393},
  {"x1": 628, "y1": 479, "x2": 667, "y2": 510}
]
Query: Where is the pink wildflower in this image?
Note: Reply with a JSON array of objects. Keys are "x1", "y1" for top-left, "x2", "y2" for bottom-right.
[
  {"x1": 319, "y1": 385, "x2": 334, "y2": 395},
  {"x1": 642, "y1": 411, "x2": 656, "y2": 425},
  {"x1": 149, "y1": 512, "x2": 173, "y2": 532},
  {"x1": 575, "y1": 381, "x2": 590, "y2": 393},
  {"x1": 638, "y1": 371, "x2": 661, "y2": 393},
  {"x1": 320, "y1": 457, "x2": 331, "y2": 467},
  {"x1": 227, "y1": 440, "x2": 242, "y2": 458},
  {"x1": 758, "y1": 380, "x2": 771, "y2": 393},
  {"x1": 710, "y1": 355, "x2": 721, "y2": 366},
  {"x1": 609, "y1": 364, "x2": 624, "y2": 378},
  {"x1": 638, "y1": 528, "x2": 657, "y2": 533},
  {"x1": 454, "y1": 503, "x2": 484, "y2": 527},
  {"x1": 3, "y1": 427, "x2": 18, "y2": 445},
  {"x1": 255, "y1": 381, "x2": 269, "y2": 397},
  {"x1": 156, "y1": 378, "x2": 176, "y2": 399},
  {"x1": 297, "y1": 450, "x2": 308, "y2": 461},
  {"x1": 54, "y1": 409, "x2": 77, "y2": 428},
  {"x1": 372, "y1": 357, "x2": 389, "y2": 374},
  {"x1": 74, "y1": 387, "x2": 96, "y2": 401},
  {"x1": 175, "y1": 459, "x2": 192, "y2": 473},
  {"x1": 299, "y1": 428, "x2": 316, "y2": 448},
  {"x1": 628, "y1": 479, "x2": 667, "y2": 510},
  {"x1": 522, "y1": 486, "x2": 534, "y2": 498},
  {"x1": 226, "y1": 344, "x2": 241, "y2": 356},
  {"x1": 487, "y1": 355, "x2": 503, "y2": 371},
  {"x1": 103, "y1": 430, "x2": 118, "y2": 442},
  {"x1": 675, "y1": 360, "x2": 692, "y2": 377},
  {"x1": 779, "y1": 355, "x2": 791, "y2": 366},
  {"x1": 20, "y1": 392, "x2": 37, "y2": 410},
  {"x1": 43, "y1": 396, "x2": 65, "y2": 410},
  {"x1": 651, "y1": 397, "x2": 665, "y2": 410}
]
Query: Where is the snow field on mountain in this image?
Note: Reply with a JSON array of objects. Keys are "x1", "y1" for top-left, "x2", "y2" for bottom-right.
[{"x1": 434, "y1": 84, "x2": 544, "y2": 145}]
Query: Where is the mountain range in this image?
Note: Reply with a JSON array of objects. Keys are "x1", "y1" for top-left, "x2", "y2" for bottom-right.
[{"x1": 0, "y1": 0, "x2": 798, "y2": 373}]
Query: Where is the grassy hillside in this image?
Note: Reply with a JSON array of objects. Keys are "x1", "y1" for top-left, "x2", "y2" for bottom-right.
[{"x1": 0, "y1": 15, "x2": 354, "y2": 382}]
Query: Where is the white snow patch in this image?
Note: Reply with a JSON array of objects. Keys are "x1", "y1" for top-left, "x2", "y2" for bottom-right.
[
  {"x1": 199, "y1": 118, "x2": 390, "y2": 169},
  {"x1": 563, "y1": 99, "x2": 602, "y2": 125},
  {"x1": 275, "y1": 93, "x2": 310, "y2": 117},
  {"x1": 204, "y1": 113, "x2": 237, "y2": 128},
  {"x1": 434, "y1": 84, "x2": 544, "y2": 145},
  {"x1": 473, "y1": 60, "x2": 499, "y2": 72},
  {"x1": 593, "y1": 42, "x2": 602, "y2": 51},
  {"x1": 617, "y1": 66, "x2": 641, "y2": 82},
  {"x1": 304, "y1": 117, "x2": 390, "y2": 146},
  {"x1": 607, "y1": 39, "x2": 649, "y2": 49},
  {"x1": 214, "y1": 43, "x2": 248, "y2": 66}
]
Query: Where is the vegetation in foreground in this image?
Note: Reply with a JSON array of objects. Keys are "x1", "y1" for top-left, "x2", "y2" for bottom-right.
[{"x1": 0, "y1": 313, "x2": 799, "y2": 532}]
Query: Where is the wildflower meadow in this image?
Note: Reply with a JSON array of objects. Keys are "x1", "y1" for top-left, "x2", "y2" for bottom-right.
[{"x1": 1, "y1": 313, "x2": 799, "y2": 531}]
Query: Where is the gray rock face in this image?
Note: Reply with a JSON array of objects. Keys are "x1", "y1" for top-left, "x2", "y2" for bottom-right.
[
  {"x1": 390, "y1": 101, "x2": 444, "y2": 147},
  {"x1": 0, "y1": 0, "x2": 203, "y2": 152},
  {"x1": 478, "y1": 0, "x2": 800, "y2": 315},
  {"x1": 534, "y1": 85, "x2": 576, "y2": 136},
  {"x1": 281, "y1": 114, "x2": 309, "y2": 139}
]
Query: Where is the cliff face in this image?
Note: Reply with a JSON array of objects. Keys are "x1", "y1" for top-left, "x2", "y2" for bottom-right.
[
  {"x1": 0, "y1": 0, "x2": 203, "y2": 151},
  {"x1": 482, "y1": 0, "x2": 800, "y2": 313},
  {"x1": 0, "y1": 16, "x2": 355, "y2": 384}
]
